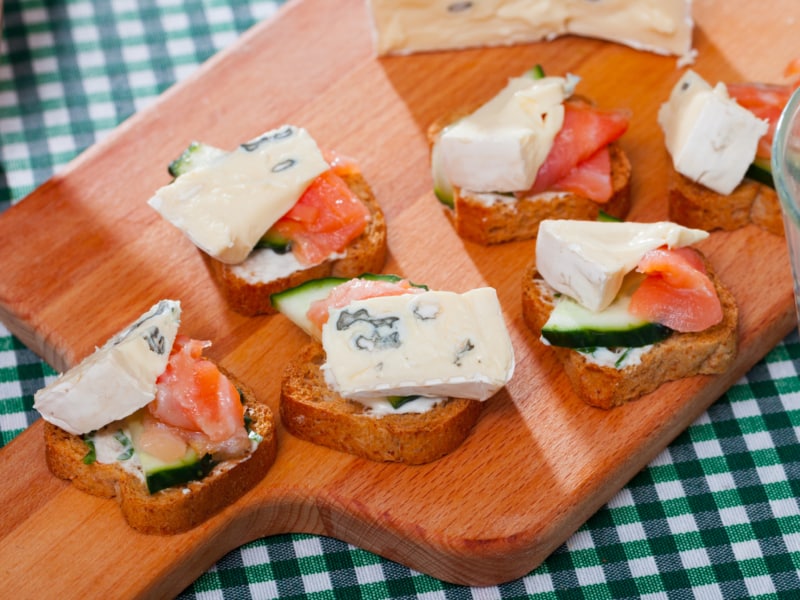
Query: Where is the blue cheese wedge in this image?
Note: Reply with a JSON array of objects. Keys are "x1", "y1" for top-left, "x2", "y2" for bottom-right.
[
  {"x1": 148, "y1": 125, "x2": 329, "y2": 264},
  {"x1": 367, "y1": 0, "x2": 694, "y2": 59},
  {"x1": 33, "y1": 300, "x2": 181, "y2": 436},
  {"x1": 535, "y1": 219, "x2": 708, "y2": 312},
  {"x1": 658, "y1": 70, "x2": 769, "y2": 195},
  {"x1": 320, "y1": 288, "x2": 515, "y2": 401},
  {"x1": 438, "y1": 76, "x2": 570, "y2": 193}
]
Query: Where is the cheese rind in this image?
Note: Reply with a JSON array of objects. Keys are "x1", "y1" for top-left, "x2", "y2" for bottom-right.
[
  {"x1": 321, "y1": 288, "x2": 515, "y2": 401},
  {"x1": 438, "y1": 76, "x2": 568, "y2": 193},
  {"x1": 148, "y1": 126, "x2": 329, "y2": 264},
  {"x1": 33, "y1": 300, "x2": 182, "y2": 436},
  {"x1": 367, "y1": 0, "x2": 694, "y2": 58},
  {"x1": 658, "y1": 70, "x2": 769, "y2": 195},
  {"x1": 535, "y1": 220, "x2": 708, "y2": 312}
]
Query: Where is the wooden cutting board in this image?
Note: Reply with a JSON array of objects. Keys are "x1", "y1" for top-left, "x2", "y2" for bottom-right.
[{"x1": 1, "y1": 0, "x2": 798, "y2": 595}]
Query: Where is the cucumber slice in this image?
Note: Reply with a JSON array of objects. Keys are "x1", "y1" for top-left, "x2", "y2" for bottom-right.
[
  {"x1": 168, "y1": 141, "x2": 225, "y2": 178},
  {"x1": 139, "y1": 449, "x2": 215, "y2": 494},
  {"x1": 271, "y1": 274, "x2": 427, "y2": 337},
  {"x1": 126, "y1": 416, "x2": 216, "y2": 494},
  {"x1": 597, "y1": 210, "x2": 622, "y2": 222},
  {"x1": 271, "y1": 276, "x2": 350, "y2": 336},
  {"x1": 745, "y1": 157, "x2": 774, "y2": 189},
  {"x1": 541, "y1": 276, "x2": 672, "y2": 349},
  {"x1": 255, "y1": 229, "x2": 293, "y2": 253},
  {"x1": 526, "y1": 64, "x2": 546, "y2": 79},
  {"x1": 431, "y1": 136, "x2": 454, "y2": 208}
]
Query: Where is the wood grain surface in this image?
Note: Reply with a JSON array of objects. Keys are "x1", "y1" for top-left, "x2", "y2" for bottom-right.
[{"x1": 1, "y1": 0, "x2": 798, "y2": 595}]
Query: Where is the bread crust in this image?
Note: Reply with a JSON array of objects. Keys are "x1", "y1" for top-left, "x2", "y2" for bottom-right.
[
  {"x1": 521, "y1": 254, "x2": 739, "y2": 409},
  {"x1": 202, "y1": 169, "x2": 388, "y2": 316},
  {"x1": 43, "y1": 370, "x2": 277, "y2": 535},
  {"x1": 280, "y1": 341, "x2": 483, "y2": 464},
  {"x1": 668, "y1": 170, "x2": 783, "y2": 236}
]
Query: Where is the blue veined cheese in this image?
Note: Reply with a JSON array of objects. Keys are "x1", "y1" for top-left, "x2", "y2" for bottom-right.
[
  {"x1": 367, "y1": 0, "x2": 694, "y2": 59},
  {"x1": 658, "y1": 70, "x2": 769, "y2": 195},
  {"x1": 535, "y1": 219, "x2": 708, "y2": 312},
  {"x1": 320, "y1": 288, "x2": 515, "y2": 401},
  {"x1": 148, "y1": 125, "x2": 329, "y2": 265},
  {"x1": 438, "y1": 75, "x2": 569, "y2": 193},
  {"x1": 33, "y1": 300, "x2": 181, "y2": 436}
]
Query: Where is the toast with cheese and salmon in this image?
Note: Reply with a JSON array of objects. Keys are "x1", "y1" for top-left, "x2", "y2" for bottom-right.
[
  {"x1": 428, "y1": 67, "x2": 632, "y2": 245},
  {"x1": 659, "y1": 69, "x2": 795, "y2": 236},
  {"x1": 272, "y1": 275, "x2": 515, "y2": 463},
  {"x1": 148, "y1": 126, "x2": 387, "y2": 316},
  {"x1": 522, "y1": 220, "x2": 738, "y2": 409},
  {"x1": 33, "y1": 300, "x2": 277, "y2": 534}
]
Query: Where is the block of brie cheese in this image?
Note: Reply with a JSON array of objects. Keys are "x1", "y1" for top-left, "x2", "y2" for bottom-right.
[
  {"x1": 366, "y1": 0, "x2": 694, "y2": 59},
  {"x1": 33, "y1": 300, "x2": 181, "y2": 436},
  {"x1": 321, "y1": 287, "x2": 515, "y2": 402}
]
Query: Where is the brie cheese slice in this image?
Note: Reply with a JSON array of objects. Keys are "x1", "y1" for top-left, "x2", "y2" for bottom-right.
[{"x1": 33, "y1": 300, "x2": 181, "y2": 436}]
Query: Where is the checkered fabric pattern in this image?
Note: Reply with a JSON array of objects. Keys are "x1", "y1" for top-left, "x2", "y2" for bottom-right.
[{"x1": 1, "y1": 1, "x2": 798, "y2": 598}]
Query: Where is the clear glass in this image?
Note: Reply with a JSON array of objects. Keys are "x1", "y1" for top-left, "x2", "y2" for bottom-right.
[{"x1": 772, "y1": 86, "x2": 800, "y2": 328}]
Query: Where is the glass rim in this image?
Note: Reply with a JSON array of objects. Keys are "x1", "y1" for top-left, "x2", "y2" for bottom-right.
[{"x1": 772, "y1": 85, "x2": 800, "y2": 224}]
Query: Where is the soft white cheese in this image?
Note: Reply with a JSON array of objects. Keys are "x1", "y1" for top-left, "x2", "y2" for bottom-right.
[
  {"x1": 438, "y1": 76, "x2": 568, "y2": 193},
  {"x1": 367, "y1": 0, "x2": 693, "y2": 58},
  {"x1": 658, "y1": 70, "x2": 769, "y2": 195},
  {"x1": 33, "y1": 300, "x2": 181, "y2": 436},
  {"x1": 321, "y1": 288, "x2": 515, "y2": 401},
  {"x1": 357, "y1": 396, "x2": 445, "y2": 417},
  {"x1": 148, "y1": 125, "x2": 329, "y2": 264},
  {"x1": 535, "y1": 219, "x2": 708, "y2": 312}
]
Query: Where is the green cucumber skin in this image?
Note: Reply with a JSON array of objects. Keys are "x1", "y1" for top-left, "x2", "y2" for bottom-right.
[
  {"x1": 745, "y1": 159, "x2": 774, "y2": 189},
  {"x1": 168, "y1": 141, "x2": 225, "y2": 178},
  {"x1": 144, "y1": 453, "x2": 216, "y2": 495},
  {"x1": 542, "y1": 322, "x2": 672, "y2": 349}
]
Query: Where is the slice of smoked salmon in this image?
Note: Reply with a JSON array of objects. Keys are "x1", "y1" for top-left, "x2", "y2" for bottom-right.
[
  {"x1": 307, "y1": 278, "x2": 425, "y2": 333},
  {"x1": 149, "y1": 336, "x2": 246, "y2": 444},
  {"x1": 628, "y1": 247, "x2": 722, "y2": 333},
  {"x1": 550, "y1": 146, "x2": 613, "y2": 203},
  {"x1": 268, "y1": 169, "x2": 370, "y2": 266},
  {"x1": 528, "y1": 101, "x2": 629, "y2": 198},
  {"x1": 728, "y1": 82, "x2": 794, "y2": 159}
]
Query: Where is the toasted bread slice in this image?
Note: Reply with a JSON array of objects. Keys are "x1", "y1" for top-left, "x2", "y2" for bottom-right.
[
  {"x1": 203, "y1": 169, "x2": 388, "y2": 316},
  {"x1": 43, "y1": 370, "x2": 277, "y2": 535},
  {"x1": 521, "y1": 255, "x2": 738, "y2": 409},
  {"x1": 668, "y1": 170, "x2": 783, "y2": 236},
  {"x1": 280, "y1": 341, "x2": 483, "y2": 464},
  {"x1": 427, "y1": 117, "x2": 631, "y2": 245}
]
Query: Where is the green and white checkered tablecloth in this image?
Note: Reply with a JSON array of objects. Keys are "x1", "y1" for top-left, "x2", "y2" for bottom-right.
[{"x1": 1, "y1": 1, "x2": 798, "y2": 597}]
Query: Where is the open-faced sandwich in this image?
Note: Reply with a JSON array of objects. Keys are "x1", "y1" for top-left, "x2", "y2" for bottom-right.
[
  {"x1": 428, "y1": 67, "x2": 632, "y2": 245},
  {"x1": 33, "y1": 300, "x2": 277, "y2": 534},
  {"x1": 522, "y1": 219, "x2": 738, "y2": 409},
  {"x1": 658, "y1": 69, "x2": 796, "y2": 236},
  {"x1": 148, "y1": 125, "x2": 387, "y2": 316},
  {"x1": 272, "y1": 274, "x2": 516, "y2": 463}
]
